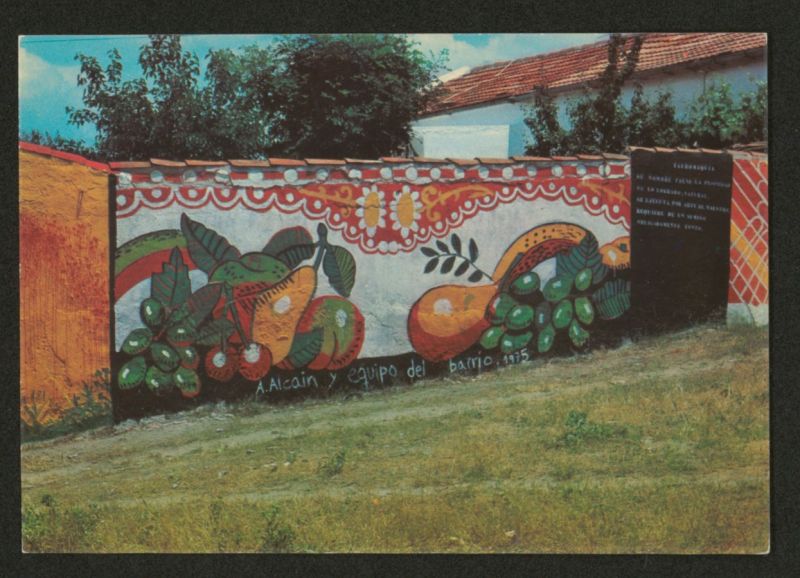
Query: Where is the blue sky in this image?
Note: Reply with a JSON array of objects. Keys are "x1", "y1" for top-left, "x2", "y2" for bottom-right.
[{"x1": 19, "y1": 33, "x2": 607, "y2": 143}]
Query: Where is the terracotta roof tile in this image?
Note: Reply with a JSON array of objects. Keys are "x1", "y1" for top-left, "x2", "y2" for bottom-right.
[
  {"x1": 447, "y1": 158, "x2": 480, "y2": 166},
  {"x1": 344, "y1": 158, "x2": 381, "y2": 164},
  {"x1": 229, "y1": 159, "x2": 271, "y2": 167},
  {"x1": 185, "y1": 160, "x2": 228, "y2": 166},
  {"x1": 108, "y1": 161, "x2": 151, "y2": 169},
  {"x1": 305, "y1": 158, "x2": 347, "y2": 165},
  {"x1": 413, "y1": 156, "x2": 448, "y2": 163},
  {"x1": 512, "y1": 155, "x2": 551, "y2": 162},
  {"x1": 150, "y1": 158, "x2": 186, "y2": 167},
  {"x1": 380, "y1": 157, "x2": 411, "y2": 163},
  {"x1": 477, "y1": 157, "x2": 514, "y2": 164},
  {"x1": 425, "y1": 33, "x2": 766, "y2": 115}
]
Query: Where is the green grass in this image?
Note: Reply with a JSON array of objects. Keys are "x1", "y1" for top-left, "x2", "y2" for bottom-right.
[{"x1": 21, "y1": 323, "x2": 769, "y2": 553}]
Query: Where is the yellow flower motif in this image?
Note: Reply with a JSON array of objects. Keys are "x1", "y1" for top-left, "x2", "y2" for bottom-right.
[
  {"x1": 355, "y1": 185, "x2": 386, "y2": 238},
  {"x1": 389, "y1": 185, "x2": 424, "y2": 238}
]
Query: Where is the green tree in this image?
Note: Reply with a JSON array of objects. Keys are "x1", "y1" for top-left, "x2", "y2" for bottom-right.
[
  {"x1": 262, "y1": 34, "x2": 447, "y2": 158},
  {"x1": 626, "y1": 85, "x2": 686, "y2": 149},
  {"x1": 685, "y1": 80, "x2": 743, "y2": 149},
  {"x1": 736, "y1": 80, "x2": 767, "y2": 144},
  {"x1": 65, "y1": 34, "x2": 446, "y2": 161},
  {"x1": 522, "y1": 86, "x2": 567, "y2": 156},
  {"x1": 524, "y1": 33, "x2": 644, "y2": 155}
]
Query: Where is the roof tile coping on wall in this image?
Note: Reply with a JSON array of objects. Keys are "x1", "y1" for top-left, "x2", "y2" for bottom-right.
[{"x1": 19, "y1": 141, "x2": 111, "y2": 173}]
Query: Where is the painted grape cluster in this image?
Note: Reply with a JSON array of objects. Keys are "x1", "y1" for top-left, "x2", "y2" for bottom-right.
[
  {"x1": 408, "y1": 222, "x2": 631, "y2": 363},
  {"x1": 115, "y1": 215, "x2": 366, "y2": 399}
]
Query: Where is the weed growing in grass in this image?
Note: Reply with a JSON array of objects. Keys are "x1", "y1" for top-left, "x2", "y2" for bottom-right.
[
  {"x1": 318, "y1": 450, "x2": 347, "y2": 478},
  {"x1": 258, "y1": 505, "x2": 296, "y2": 553},
  {"x1": 22, "y1": 494, "x2": 101, "y2": 552},
  {"x1": 560, "y1": 410, "x2": 628, "y2": 449}
]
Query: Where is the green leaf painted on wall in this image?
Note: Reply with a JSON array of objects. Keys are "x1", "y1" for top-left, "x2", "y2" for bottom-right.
[
  {"x1": 285, "y1": 328, "x2": 324, "y2": 368},
  {"x1": 556, "y1": 233, "x2": 609, "y2": 285},
  {"x1": 194, "y1": 318, "x2": 236, "y2": 346},
  {"x1": 592, "y1": 279, "x2": 631, "y2": 320},
  {"x1": 180, "y1": 213, "x2": 241, "y2": 275},
  {"x1": 263, "y1": 226, "x2": 316, "y2": 268},
  {"x1": 323, "y1": 245, "x2": 357, "y2": 298},
  {"x1": 151, "y1": 248, "x2": 191, "y2": 308}
]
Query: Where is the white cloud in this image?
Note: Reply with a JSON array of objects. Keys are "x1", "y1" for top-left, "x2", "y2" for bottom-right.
[
  {"x1": 410, "y1": 33, "x2": 608, "y2": 78},
  {"x1": 19, "y1": 45, "x2": 79, "y2": 101}
]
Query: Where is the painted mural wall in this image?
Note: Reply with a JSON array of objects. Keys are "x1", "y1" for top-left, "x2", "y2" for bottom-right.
[
  {"x1": 111, "y1": 156, "x2": 633, "y2": 415},
  {"x1": 18, "y1": 141, "x2": 767, "y2": 423},
  {"x1": 19, "y1": 144, "x2": 111, "y2": 430},
  {"x1": 728, "y1": 153, "x2": 768, "y2": 324}
]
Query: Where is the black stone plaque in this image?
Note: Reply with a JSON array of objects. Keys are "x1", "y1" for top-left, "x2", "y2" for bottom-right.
[{"x1": 630, "y1": 150, "x2": 733, "y2": 333}]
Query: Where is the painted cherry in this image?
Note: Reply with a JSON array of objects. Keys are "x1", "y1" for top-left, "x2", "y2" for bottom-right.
[
  {"x1": 238, "y1": 342, "x2": 272, "y2": 381},
  {"x1": 204, "y1": 346, "x2": 239, "y2": 382}
]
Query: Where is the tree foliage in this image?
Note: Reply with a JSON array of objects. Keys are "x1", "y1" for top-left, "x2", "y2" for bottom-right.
[
  {"x1": 523, "y1": 35, "x2": 767, "y2": 155},
  {"x1": 62, "y1": 34, "x2": 446, "y2": 161}
]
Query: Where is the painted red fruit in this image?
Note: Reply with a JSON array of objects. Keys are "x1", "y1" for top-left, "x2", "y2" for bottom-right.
[
  {"x1": 238, "y1": 342, "x2": 272, "y2": 381},
  {"x1": 204, "y1": 346, "x2": 239, "y2": 382}
]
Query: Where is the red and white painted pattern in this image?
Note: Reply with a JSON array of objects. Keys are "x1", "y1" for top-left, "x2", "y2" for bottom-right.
[
  {"x1": 728, "y1": 156, "x2": 768, "y2": 306},
  {"x1": 114, "y1": 160, "x2": 631, "y2": 255}
]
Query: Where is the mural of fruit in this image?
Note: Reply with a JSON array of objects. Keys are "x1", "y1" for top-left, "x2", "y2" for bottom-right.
[
  {"x1": 408, "y1": 283, "x2": 496, "y2": 362},
  {"x1": 238, "y1": 343, "x2": 272, "y2": 381},
  {"x1": 205, "y1": 346, "x2": 239, "y2": 382},
  {"x1": 287, "y1": 296, "x2": 366, "y2": 370},
  {"x1": 492, "y1": 223, "x2": 588, "y2": 284},
  {"x1": 410, "y1": 221, "x2": 631, "y2": 362},
  {"x1": 251, "y1": 266, "x2": 317, "y2": 364},
  {"x1": 599, "y1": 236, "x2": 631, "y2": 270}
]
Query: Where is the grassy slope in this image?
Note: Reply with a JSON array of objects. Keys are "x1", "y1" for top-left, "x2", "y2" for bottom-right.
[{"x1": 21, "y1": 323, "x2": 769, "y2": 553}]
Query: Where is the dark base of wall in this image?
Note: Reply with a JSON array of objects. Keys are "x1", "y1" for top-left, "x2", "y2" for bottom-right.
[{"x1": 111, "y1": 319, "x2": 633, "y2": 423}]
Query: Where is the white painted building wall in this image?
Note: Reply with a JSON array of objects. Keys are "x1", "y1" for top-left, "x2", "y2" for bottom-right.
[{"x1": 413, "y1": 59, "x2": 766, "y2": 158}]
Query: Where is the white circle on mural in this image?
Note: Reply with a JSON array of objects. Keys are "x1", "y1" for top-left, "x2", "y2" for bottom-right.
[
  {"x1": 552, "y1": 165, "x2": 563, "y2": 177},
  {"x1": 419, "y1": 227, "x2": 427, "y2": 235},
  {"x1": 150, "y1": 170, "x2": 164, "y2": 183},
  {"x1": 152, "y1": 189, "x2": 163, "y2": 199},
  {"x1": 451, "y1": 211, "x2": 459, "y2": 220},
  {"x1": 332, "y1": 213, "x2": 340, "y2": 222},
  {"x1": 454, "y1": 167, "x2": 465, "y2": 179},
  {"x1": 569, "y1": 186, "x2": 577, "y2": 195},
  {"x1": 118, "y1": 172, "x2": 131, "y2": 185},
  {"x1": 592, "y1": 196, "x2": 601, "y2": 206},
  {"x1": 402, "y1": 184, "x2": 410, "y2": 194},
  {"x1": 502, "y1": 186, "x2": 509, "y2": 195},
  {"x1": 405, "y1": 167, "x2": 418, "y2": 180},
  {"x1": 576, "y1": 164, "x2": 586, "y2": 176},
  {"x1": 502, "y1": 166, "x2": 514, "y2": 179},
  {"x1": 525, "y1": 182, "x2": 533, "y2": 191},
  {"x1": 478, "y1": 166, "x2": 490, "y2": 178},
  {"x1": 314, "y1": 200, "x2": 323, "y2": 210},
  {"x1": 527, "y1": 165, "x2": 537, "y2": 177},
  {"x1": 285, "y1": 193, "x2": 295, "y2": 202},
  {"x1": 284, "y1": 168, "x2": 298, "y2": 183},
  {"x1": 215, "y1": 168, "x2": 229, "y2": 182},
  {"x1": 252, "y1": 189, "x2": 265, "y2": 200},
  {"x1": 430, "y1": 167, "x2": 441, "y2": 180},
  {"x1": 405, "y1": 237, "x2": 414, "y2": 246},
  {"x1": 435, "y1": 222, "x2": 445, "y2": 231},
  {"x1": 366, "y1": 238, "x2": 375, "y2": 248},
  {"x1": 624, "y1": 163, "x2": 631, "y2": 175},
  {"x1": 548, "y1": 183, "x2": 556, "y2": 191},
  {"x1": 380, "y1": 167, "x2": 392, "y2": 179},
  {"x1": 348, "y1": 169, "x2": 362, "y2": 180},
  {"x1": 183, "y1": 170, "x2": 197, "y2": 182},
  {"x1": 601, "y1": 163, "x2": 611, "y2": 176},
  {"x1": 464, "y1": 200, "x2": 473, "y2": 210},
  {"x1": 248, "y1": 169, "x2": 263, "y2": 181},
  {"x1": 349, "y1": 226, "x2": 357, "y2": 235},
  {"x1": 116, "y1": 194, "x2": 126, "y2": 206},
  {"x1": 316, "y1": 169, "x2": 329, "y2": 181}
]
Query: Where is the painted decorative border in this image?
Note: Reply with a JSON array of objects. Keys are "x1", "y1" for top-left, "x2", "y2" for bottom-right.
[{"x1": 115, "y1": 161, "x2": 631, "y2": 254}]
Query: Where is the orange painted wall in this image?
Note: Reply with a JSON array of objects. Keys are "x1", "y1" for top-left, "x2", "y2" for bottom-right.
[{"x1": 19, "y1": 149, "x2": 110, "y2": 424}]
